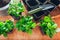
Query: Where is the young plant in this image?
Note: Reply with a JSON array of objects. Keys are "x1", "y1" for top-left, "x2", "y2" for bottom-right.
[
  {"x1": 0, "y1": 20, "x2": 14, "y2": 37},
  {"x1": 8, "y1": 0, "x2": 24, "y2": 19},
  {"x1": 16, "y1": 16, "x2": 36, "y2": 34},
  {"x1": 40, "y1": 15, "x2": 57, "y2": 38}
]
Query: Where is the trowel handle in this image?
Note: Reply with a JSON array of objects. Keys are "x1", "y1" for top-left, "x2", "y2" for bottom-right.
[{"x1": 28, "y1": 7, "x2": 43, "y2": 14}]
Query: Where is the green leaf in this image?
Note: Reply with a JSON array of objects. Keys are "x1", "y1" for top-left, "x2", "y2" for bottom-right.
[
  {"x1": 26, "y1": 29, "x2": 32, "y2": 34},
  {"x1": 52, "y1": 24, "x2": 57, "y2": 29},
  {"x1": 46, "y1": 29, "x2": 50, "y2": 36},
  {"x1": 31, "y1": 23, "x2": 36, "y2": 28},
  {"x1": 44, "y1": 16, "x2": 51, "y2": 22},
  {"x1": 3, "y1": 32, "x2": 7, "y2": 37},
  {"x1": 47, "y1": 22, "x2": 52, "y2": 29},
  {"x1": 40, "y1": 22, "x2": 47, "y2": 27},
  {"x1": 0, "y1": 22, "x2": 4, "y2": 26}
]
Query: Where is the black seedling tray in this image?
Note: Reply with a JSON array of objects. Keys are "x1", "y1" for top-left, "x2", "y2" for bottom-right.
[{"x1": 23, "y1": 0, "x2": 60, "y2": 20}]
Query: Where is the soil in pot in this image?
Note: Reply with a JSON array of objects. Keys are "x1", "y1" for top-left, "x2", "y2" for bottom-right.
[{"x1": 0, "y1": 0, "x2": 10, "y2": 8}]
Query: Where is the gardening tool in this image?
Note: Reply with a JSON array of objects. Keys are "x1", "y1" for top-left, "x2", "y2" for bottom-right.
[{"x1": 28, "y1": 4, "x2": 55, "y2": 14}]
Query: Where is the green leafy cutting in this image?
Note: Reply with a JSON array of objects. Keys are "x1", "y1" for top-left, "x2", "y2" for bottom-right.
[
  {"x1": 16, "y1": 16, "x2": 36, "y2": 34},
  {"x1": 8, "y1": 0, "x2": 24, "y2": 18},
  {"x1": 0, "y1": 20, "x2": 14, "y2": 37},
  {"x1": 40, "y1": 15, "x2": 57, "y2": 38}
]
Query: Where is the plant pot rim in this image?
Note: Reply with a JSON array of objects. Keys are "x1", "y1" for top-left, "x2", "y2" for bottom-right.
[{"x1": 0, "y1": 0, "x2": 12, "y2": 11}]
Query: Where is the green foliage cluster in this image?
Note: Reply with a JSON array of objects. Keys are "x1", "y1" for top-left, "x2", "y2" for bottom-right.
[
  {"x1": 8, "y1": 1, "x2": 24, "y2": 18},
  {"x1": 16, "y1": 16, "x2": 36, "y2": 34},
  {"x1": 0, "y1": 20, "x2": 14, "y2": 37},
  {"x1": 40, "y1": 15, "x2": 57, "y2": 38}
]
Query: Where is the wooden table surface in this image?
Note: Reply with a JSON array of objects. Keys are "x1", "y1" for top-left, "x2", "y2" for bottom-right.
[{"x1": 0, "y1": 2, "x2": 60, "y2": 40}]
